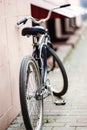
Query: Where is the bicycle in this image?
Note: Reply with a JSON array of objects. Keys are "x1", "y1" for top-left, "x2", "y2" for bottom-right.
[{"x1": 17, "y1": 4, "x2": 70, "y2": 130}]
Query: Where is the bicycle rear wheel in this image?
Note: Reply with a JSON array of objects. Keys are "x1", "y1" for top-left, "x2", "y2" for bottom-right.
[
  {"x1": 19, "y1": 56, "x2": 43, "y2": 130},
  {"x1": 47, "y1": 46, "x2": 68, "y2": 97}
]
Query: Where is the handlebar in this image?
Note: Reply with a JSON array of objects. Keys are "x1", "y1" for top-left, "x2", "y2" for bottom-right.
[{"x1": 17, "y1": 4, "x2": 71, "y2": 25}]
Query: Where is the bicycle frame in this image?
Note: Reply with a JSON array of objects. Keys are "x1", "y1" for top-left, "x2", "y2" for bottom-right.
[
  {"x1": 33, "y1": 34, "x2": 48, "y2": 76},
  {"x1": 32, "y1": 33, "x2": 51, "y2": 98}
]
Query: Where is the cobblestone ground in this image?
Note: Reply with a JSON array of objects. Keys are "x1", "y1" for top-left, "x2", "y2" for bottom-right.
[{"x1": 7, "y1": 27, "x2": 87, "y2": 130}]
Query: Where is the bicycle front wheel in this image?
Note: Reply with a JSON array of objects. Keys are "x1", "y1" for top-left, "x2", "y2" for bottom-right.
[
  {"x1": 19, "y1": 56, "x2": 43, "y2": 130},
  {"x1": 47, "y1": 46, "x2": 68, "y2": 97}
]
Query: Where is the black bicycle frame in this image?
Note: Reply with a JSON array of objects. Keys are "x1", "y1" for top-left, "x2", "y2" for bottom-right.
[
  {"x1": 42, "y1": 45, "x2": 48, "y2": 84},
  {"x1": 32, "y1": 35, "x2": 48, "y2": 86}
]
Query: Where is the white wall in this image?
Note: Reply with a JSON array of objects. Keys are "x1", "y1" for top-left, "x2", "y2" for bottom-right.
[{"x1": 0, "y1": 1, "x2": 33, "y2": 130}]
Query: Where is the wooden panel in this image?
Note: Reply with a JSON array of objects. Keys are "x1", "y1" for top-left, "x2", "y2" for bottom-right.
[
  {"x1": 0, "y1": 18, "x2": 8, "y2": 66},
  {"x1": 4, "y1": 0, "x2": 17, "y2": 16},
  {"x1": 0, "y1": 0, "x2": 4, "y2": 16},
  {"x1": 0, "y1": 65, "x2": 12, "y2": 117},
  {"x1": 6, "y1": 17, "x2": 21, "y2": 107},
  {"x1": 17, "y1": 0, "x2": 30, "y2": 15},
  {"x1": 0, "y1": 1, "x2": 32, "y2": 129}
]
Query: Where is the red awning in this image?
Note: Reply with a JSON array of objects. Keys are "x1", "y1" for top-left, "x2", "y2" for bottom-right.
[
  {"x1": 31, "y1": 4, "x2": 64, "y2": 19},
  {"x1": 29, "y1": 0, "x2": 87, "y2": 19}
]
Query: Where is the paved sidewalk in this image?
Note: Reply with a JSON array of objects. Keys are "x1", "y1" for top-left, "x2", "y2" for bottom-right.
[
  {"x1": 43, "y1": 27, "x2": 87, "y2": 130},
  {"x1": 7, "y1": 24, "x2": 87, "y2": 130}
]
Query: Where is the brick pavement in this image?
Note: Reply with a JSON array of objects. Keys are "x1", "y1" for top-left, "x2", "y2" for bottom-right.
[
  {"x1": 7, "y1": 24, "x2": 87, "y2": 130},
  {"x1": 43, "y1": 26, "x2": 87, "y2": 130}
]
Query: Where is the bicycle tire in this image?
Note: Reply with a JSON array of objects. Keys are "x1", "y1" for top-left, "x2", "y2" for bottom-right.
[
  {"x1": 47, "y1": 46, "x2": 68, "y2": 97},
  {"x1": 19, "y1": 56, "x2": 43, "y2": 130}
]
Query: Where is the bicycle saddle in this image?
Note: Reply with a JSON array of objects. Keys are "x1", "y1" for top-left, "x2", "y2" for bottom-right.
[{"x1": 22, "y1": 26, "x2": 46, "y2": 36}]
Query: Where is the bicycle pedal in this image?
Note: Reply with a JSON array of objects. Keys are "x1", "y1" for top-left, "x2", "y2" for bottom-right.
[{"x1": 53, "y1": 97, "x2": 66, "y2": 106}]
